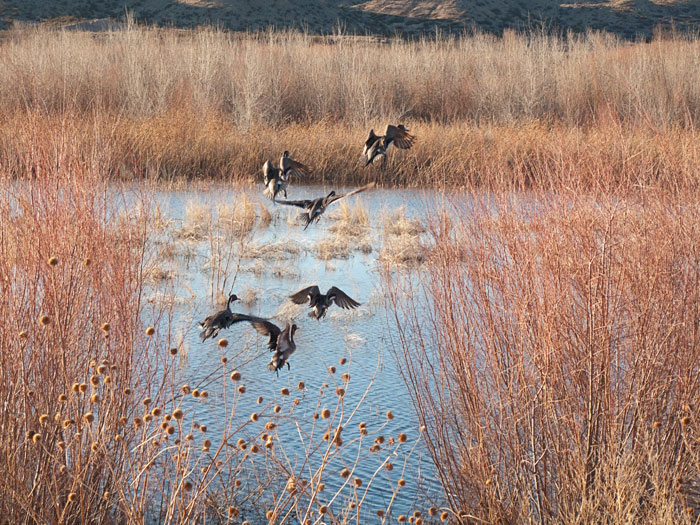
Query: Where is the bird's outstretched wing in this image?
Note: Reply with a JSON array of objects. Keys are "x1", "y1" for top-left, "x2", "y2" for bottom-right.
[
  {"x1": 281, "y1": 156, "x2": 312, "y2": 178},
  {"x1": 290, "y1": 285, "x2": 321, "y2": 305},
  {"x1": 385, "y1": 124, "x2": 415, "y2": 150},
  {"x1": 263, "y1": 160, "x2": 276, "y2": 184},
  {"x1": 327, "y1": 182, "x2": 376, "y2": 204},
  {"x1": 277, "y1": 199, "x2": 312, "y2": 209},
  {"x1": 250, "y1": 320, "x2": 281, "y2": 351},
  {"x1": 230, "y1": 313, "x2": 268, "y2": 325},
  {"x1": 327, "y1": 287, "x2": 361, "y2": 309},
  {"x1": 363, "y1": 129, "x2": 379, "y2": 155}
]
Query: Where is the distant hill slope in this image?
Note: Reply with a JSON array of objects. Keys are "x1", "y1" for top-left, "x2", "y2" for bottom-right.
[{"x1": 0, "y1": 0, "x2": 697, "y2": 38}]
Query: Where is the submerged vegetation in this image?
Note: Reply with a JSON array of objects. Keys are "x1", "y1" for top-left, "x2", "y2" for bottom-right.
[{"x1": 2, "y1": 22, "x2": 700, "y2": 524}]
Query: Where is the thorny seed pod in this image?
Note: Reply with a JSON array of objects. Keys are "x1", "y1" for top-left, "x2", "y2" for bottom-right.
[
  {"x1": 218, "y1": 338, "x2": 228, "y2": 348},
  {"x1": 145, "y1": 326, "x2": 155, "y2": 336},
  {"x1": 173, "y1": 409, "x2": 184, "y2": 420},
  {"x1": 39, "y1": 315, "x2": 51, "y2": 326},
  {"x1": 321, "y1": 408, "x2": 331, "y2": 419}
]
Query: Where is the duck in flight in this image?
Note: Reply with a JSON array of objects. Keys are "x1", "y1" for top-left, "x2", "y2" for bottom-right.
[
  {"x1": 199, "y1": 294, "x2": 266, "y2": 341},
  {"x1": 290, "y1": 285, "x2": 360, "y2": 320},
  {"x1": 277, "y1": 182, "x2": 375, "y2": 230},
  {"x1": 363, "y1": 124, "x2": 415, "y2": 166},
  {"x1": 263, "y1": 151, "x2": 312, "y2": 201},
  {"x1": 249, "y1": 319, "x2": 298, "y2": 376}
]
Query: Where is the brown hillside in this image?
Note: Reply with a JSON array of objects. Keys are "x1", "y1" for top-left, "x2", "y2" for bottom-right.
[{"x1": 0, "y1": 0, "x2": 697, "y2": 38}]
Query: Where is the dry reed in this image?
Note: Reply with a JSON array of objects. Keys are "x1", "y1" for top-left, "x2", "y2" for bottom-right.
[{"x1": 384, "y1": 191, "x2": 700, "y2": 523}]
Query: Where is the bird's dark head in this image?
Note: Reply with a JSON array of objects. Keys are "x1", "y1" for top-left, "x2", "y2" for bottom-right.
[
  {"x1": 283, "y1": 150, "x2": 290, "y2": 157},
  {"x1": 327, "y1": 191, "x2": 336, "y2": 198},
  {"x1": 228, "y1": 294, "x2": 239, "y2": 304},
  {"x1": 291, "y1": 323, "x2": 298, "y2": 335}
]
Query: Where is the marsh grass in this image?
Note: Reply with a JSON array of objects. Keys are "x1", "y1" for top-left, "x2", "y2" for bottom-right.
[
  {"x1": 384, "y1": 191, "x2": 700, "y2": 523},
  {"x1": 2, "y1": 28, "x2": 700, "y2": 188}
]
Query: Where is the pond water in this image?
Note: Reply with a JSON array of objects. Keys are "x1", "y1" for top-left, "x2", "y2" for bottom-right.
[{"x1": 140, "y1": 184, "x2": 449, "y2": 521}]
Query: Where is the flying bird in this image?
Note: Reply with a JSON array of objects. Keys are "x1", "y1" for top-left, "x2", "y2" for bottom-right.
[
  {"x1": 290, "y1": 285, "x2": 361, "y2": 320},
  {"x1": 250, "y1": 320, "x2": 298, "y2": 376},
  {"x1": 277, "y1": 182, "x2": 376, "y2": 230},
  {"x1": 363, "y1": 124, "x2": 415, "y2": 166},
  {"x1": 262, "y1": 151, "x2": 312, "y2": 201},
  {"x1": 199, "y1": 294, "x2": 266, "y2": 341}
]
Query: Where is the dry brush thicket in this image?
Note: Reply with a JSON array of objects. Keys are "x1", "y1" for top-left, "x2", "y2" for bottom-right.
[
  {"x1": 1, "y1": 26, "x2": 700, "y2": 187},
  {"x1": 385, "y1": 192, "x2": 700, "y2": 523}
]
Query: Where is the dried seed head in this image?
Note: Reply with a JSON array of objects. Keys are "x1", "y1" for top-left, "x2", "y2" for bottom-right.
[
  {"x1": 329, "y1": 366, "x2": 336, "y2": 374},
  {"x1": 354, "y1": 477, "x2": 362, "y2": 487},
  {"x1": 266, "y1": 511, "x2": 274, "y2": 520},
  {"x1": 133, "y1": 418, "x2": 143, "y2": 428},
  {"x1": 273, "y1": 404, "x2": 281, "y2": 413},
  {"x1": 83, "y1": 257, "x2": 91, "y2": 266},
  {"x1": 90, "y1": 442, "x2": 99, "y2": 452},
  {"x1": 429, "y1": 507, "x2": 438, "y2": 517},
  {"x1": 200, "y1": 425, "x2": 207, "y2": 433},
  {"x1": 234, "y1": 479, "x2": 242, "y2": 487},
  {"x1": 681, "y1": 416, "x2": 691, "y2": 426},
  {"x1": 100, "y1": 323, "x2": 110, "y2": 333},
  {"x1": 90, "y1": 375, "x2": 99, "y2": 387},
  {"x1": 413, "y1": 511, "x2": 422, "y2": 518},
  {"x1": 203, "y1": 439, "x2": 211, "y2": 450},
  {"x1": 228, "y1": 507, "x2": 239, "y2": 517},
  {"x1": 340, "y1": 468, "x2": 350, "y2": 478},
  {"x1": 90, "y1": 394, "x2": 100, "y2": 404},
  {"x1": 83, "y1": 413, "x2": 94, "y2": 424},
  {"x1": 386, "y1": 410, "x2": 394, "y2": 420},
  {"x1": 160, "y1": 421, "x2": 168, "y2": 431},
  {"x1": 398, "y1": 433, "x2": 408, "y2": 443},
  {"x1": 48, "y1": 256, "x2": 58, "y2": 267},
  {"x1": 143, "y1": 414, "x2": 152, "y2": 423},
  {"x1": 68, "y1": 493, "x2": 77, "y2": 503},
  {"x1": 39, "y1": 414, "x2": 49, "y2": 425},
  {"x1": 265, "y1": 439, "x2": 274, "y2": 449},
  {"x1": 375, "y1": 435, "x2": 385, "y2": 444},
  {"x1": 221, "y1": 356, "x2": 227, "y2": 364},
  {"x1": 57, "y1": 441, "x2": 66, "y2": 451},
  {"x1": 62, "y1": 419, "x2": 73, "y2": 428},
  {"x1": 250, "y1": 412, "x2": 259, "y2": 422},
  {"x1": 342, "y1": 373, "x2": 350, "y2": 382},
  {"x1": 297, "y1": 381, "x2": 305, "y2": 390},
  {"x1": 18, "y1": 330, "x2": 28, "y2": 340},
  {"x1": 237, "y1": 385, "x2": 246, "y2": 394},
  {"x1": 336, "y1": 388, "x2": 345, "y2": 397},
  {"x1": 230, "y1": 371, "x2": 241, "y2": 381},
  {"x1": 142, "y1": 397, "x2": 152, "y2": 406},
  {"x1": 340, "y1": 357, "x2": 347, "y2": 365},
  {"x1": 96, "y1": 365, "x2": 107, "y2": 375},
  {"x1": 237, "y1": 438, "x2": 246, "y2": 450},
  {"x1": 32, "y1": 433, "x2": 42, "y2": 444},
  {"x1": 185, "y1": 433, "x2": 193, "y2": 441},
  {"x1": 200, "y1": 391, "x2": 208, "y2": 399},
  {"x1": 256, "y1": 396, "x2": 263, "y2": 404},
  {"x1": 181, "y1": 384, "x2": 191, "y2": 394},
  {"x1": 398, "y1": 478, "x2": 406, "y2": 487},
  {"x1": 145, "y1": 326, "x2": 155, "y2": 336},
  {"x1": 265, "y1": 421, "x2": 276, "y2": 431},
  {"x1": 280, "y1": 387, "x2": 290, "y2": 396},
  {"x1": 321, "y1": 408, "x2": 331, "y2": 419},
  {"x1": 39, "y1": 315, "x2": 51, "y2": 326},
  {"x1": 653, "y1": 421, "x2": 661, "y2": 428},
  {"x1": 323, "y1": 432, "x2": 330, "y2": 441},
  {"x1": 119, "y1": 416, "x2": 128, "y2": 426},
  {"x1": 398, "y1": 516, "x2": 407, "y2": 523},
  {"x1": 320, "y1": 505, "x2": 328, "y2": 514},
  {"x1": 123, "y1": 387, "x2": 132, "y2": 395},
  {"x1": 183, "y1": 480, "x2": 193, "y2": 491},
  {"x1": 192, "y1": 389, "x2": 200, "y2": 398},
  {"x1": 173, "y1": 408, "x2": 184, "y2": 420},
  {"x1": 485, "y1": 479, "x2": 492, "y2": 486},
  {"x1": 169, "y1": 347, "x2": 178, "y2": 355},
  {"x1": 151, "y1": 407, "x2": 162, "y2": 417},
  {"x1": 217, "y1": 338, "x2": 228, "y2": 348},
  {"x1": 386, "y1": 463, "x2": 394, "y2": 471}
]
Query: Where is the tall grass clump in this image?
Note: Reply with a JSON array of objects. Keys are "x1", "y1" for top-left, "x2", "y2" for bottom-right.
[{"x1": 385, "y1": 192, "x2": 700, "y2": 523}]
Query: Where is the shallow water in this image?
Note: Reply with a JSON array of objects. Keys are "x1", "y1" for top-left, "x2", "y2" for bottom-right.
[{"x1": 142, "y1": 184, "x2": 449, "y2": 520}]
